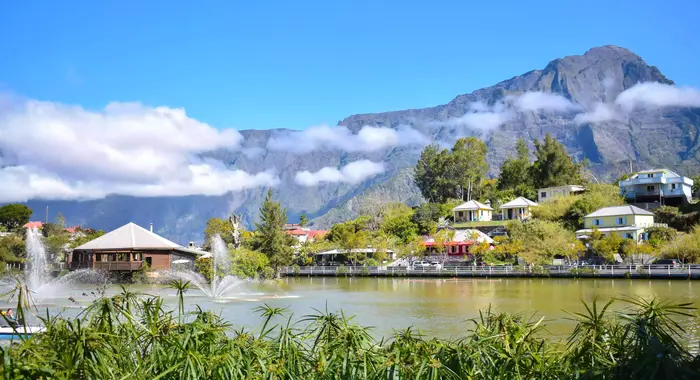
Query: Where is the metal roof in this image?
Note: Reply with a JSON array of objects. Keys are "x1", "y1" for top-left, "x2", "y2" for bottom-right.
[
  {"x1": 584, "y1": 205, "x2": 654, "y2": 218},
  {"x1": 453, "y1": 200, "x2": 493, "y2": 211},
  {"x1": 73, "y1": 222, "x2": 204, "y2": 256},
  {"x1": 500, "y1": 197, "x2": 539, "y2": 208}
]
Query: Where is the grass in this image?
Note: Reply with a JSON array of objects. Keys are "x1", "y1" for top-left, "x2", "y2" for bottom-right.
[
  {"x1": 452, "y1": 220, "x2": 508, "y2": 228},
  {"x1": 1, "y1": 280, "x2": 699, "y2": 379}
]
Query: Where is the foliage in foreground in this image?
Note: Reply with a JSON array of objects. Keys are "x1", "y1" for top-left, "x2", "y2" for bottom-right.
[{"x1": 1, "y1": 283, "x2": 699, "y2": 380}]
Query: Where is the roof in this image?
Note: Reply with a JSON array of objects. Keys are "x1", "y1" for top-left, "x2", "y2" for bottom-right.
[
  {"x1": 500, "y1": 197, "x2": 539, "y2": 208},
  {"x1": 74, "y1": 222, "x2": 204, "y2": 256},
  {"x1": 423, "y1": 229, "x2": 494, "y2": 245},
  {"x1": 23, "y1": 221, "x2": 43, "y2": 229},
  {"x1": 585, "y1": 205, "x2": 654, "y2": 218},
  {"x1": 453, "y1": 200, "x2": 493, "y2": 211},
  {"x1": 307, "y1": 230, "x2": 328, "y2": 239},
  {"x1": 633, "y1": 169, "x2": 680, "y2": 178},
  {"x1": 314, "y1": 248, "x2": 394, "y2": 256},
  {"x1": 285, "y1": 228, "x2": 307, "y2": 236},
  {"x1": 538, "y1": 185, "x2": 585, "y2": 191}
]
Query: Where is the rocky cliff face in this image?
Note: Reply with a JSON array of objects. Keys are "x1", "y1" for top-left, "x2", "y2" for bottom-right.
[{"x1": 26, "y1": 46, "x2": 700, "y2": 243}]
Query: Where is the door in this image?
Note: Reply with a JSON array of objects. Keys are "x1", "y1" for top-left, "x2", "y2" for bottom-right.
[{"x1": 145, "y1": 257, "x2": 152, "y2": 268}]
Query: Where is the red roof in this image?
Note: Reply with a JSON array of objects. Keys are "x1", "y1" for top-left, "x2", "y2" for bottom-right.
[
  {"x1": 422, "y1": 241, "x2": 474, "y2": 247},
  {"x1": 65, "y1": 226, "x2": 79, "y2": 233},
  {"x1": 23, "y1": 221, "x2": 43, "y2": 229},
  {"x1": 307, "y1": 230, "x2": 328, "y2": 239},
  {"x1": 285, "y1": 229, "x2": 307, "y2": 236}
]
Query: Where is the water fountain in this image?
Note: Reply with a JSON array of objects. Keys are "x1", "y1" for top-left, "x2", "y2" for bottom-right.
[
  {"x1": 167, "y1": 235, "x2": 244, "y2": 300},
  {"x1": 23, "y1": 228, "x2": 105, "y2": 301}
]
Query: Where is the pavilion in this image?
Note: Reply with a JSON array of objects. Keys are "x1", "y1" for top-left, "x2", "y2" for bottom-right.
[{"x1": 69, "y1": 222, "x2": 205, "y2": 272}]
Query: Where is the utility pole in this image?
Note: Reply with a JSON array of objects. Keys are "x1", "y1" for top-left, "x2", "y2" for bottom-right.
[
  {"x1": 629, "y1": 159, "x2": 633, "y2": 174},
  {"x1": 45, "y1": 206, "x2": 48, "y2": 224}
]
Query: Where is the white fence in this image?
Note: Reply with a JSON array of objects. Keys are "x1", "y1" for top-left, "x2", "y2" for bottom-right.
[{"x1": 280, "y1": 264, "x2": 700, "y2": 278}]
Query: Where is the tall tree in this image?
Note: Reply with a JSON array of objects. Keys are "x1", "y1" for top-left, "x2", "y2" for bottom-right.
[
  {"x1": 529, "y1": 133, "x2": 584, "y2": 189},
  {"x1": 299, "y1": 213, "x2": 309, "y2": 227},
  {"x1": 251, "y1": 189, "x2": 295, "y2": 272},
  {"x1": 203, "y1": 218, "x2": 236, "y2": 250},
  {"x1": 0, "y1": 204, "x2": 32, "y2": 231},
  {"x1": 413, "y1": 144, "x2": 453, "y2": 203},
  {"x1": 450, "y1": 137, "x2": 489, "y2": 201},
  {"x1": 498, "y1": 138, "x2": 532, "y2": 191},
  {"x1": 413, "y1": 138, "x2": 489, "y2": 203}
]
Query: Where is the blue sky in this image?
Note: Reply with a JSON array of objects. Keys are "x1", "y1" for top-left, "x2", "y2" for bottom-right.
[{"x1": 1, "y1": 0, "x2": 698, "y2": 131}]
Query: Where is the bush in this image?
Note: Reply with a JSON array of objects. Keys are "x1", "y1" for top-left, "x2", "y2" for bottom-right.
[{"x1": 3, "y1": 285, "x2": 697, "y2": 379}]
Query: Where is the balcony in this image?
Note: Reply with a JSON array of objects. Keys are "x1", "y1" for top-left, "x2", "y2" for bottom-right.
[{"x1": 620, "y1": 176, "x2": 667, "y2": 186}]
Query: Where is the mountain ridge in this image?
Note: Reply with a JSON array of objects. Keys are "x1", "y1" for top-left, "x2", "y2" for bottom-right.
[{"x1": 19, "y1": 45, "x2": 700, "y2": 242}]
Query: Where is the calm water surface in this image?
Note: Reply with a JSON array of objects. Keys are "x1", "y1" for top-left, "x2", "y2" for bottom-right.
[{"x1": 3, "y1": 277, "x2": 700, "y2": 340}]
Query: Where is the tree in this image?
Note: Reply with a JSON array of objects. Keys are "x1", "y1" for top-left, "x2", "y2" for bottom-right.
[
  {"x1": 299, "y1": 213, "x2": 309, "y2": 227},
  {"x1": 498, "y1": 138, "x2": 533, "y2": 193},
  {"x1": 507, "y1": 219, "x2": 581, "y2": 265},
  {"x1": 414, "y1": 144, "x2": 453, "y2": 203},
  {"x1": 413, "y1": 138, "x2": 489, "y2": 203},
  {"x1": 529, "y1": 133, "x2": 584, "y2": 189},
  {"x1": 203, "y1": 218, "x2": 236, "y2": 250},
  {"x1": 450, "y1": 137, "x2": 489, "y2": 200},
  {"x1": 250, "y1": 189, "x2": 295, "y2": 272},
  {"x1": 0, "y1": 204, "x2": 32, "y2": 231}
]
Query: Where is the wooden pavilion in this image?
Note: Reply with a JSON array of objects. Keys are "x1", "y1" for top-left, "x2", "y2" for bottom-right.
[{"x1": 69, "y1": 222, "x2": 204, "y2": 271}]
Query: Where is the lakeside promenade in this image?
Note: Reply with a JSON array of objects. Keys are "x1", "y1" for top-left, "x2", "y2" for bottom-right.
[{"x1": 280, "y1": 264, "x2": 700, "y2": 279}]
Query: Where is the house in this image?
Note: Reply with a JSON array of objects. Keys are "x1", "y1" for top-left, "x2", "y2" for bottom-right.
[
  {"x1": 284, "y1": 227, "x2": 328, "y2": 245},
  {"x1": 574, "y1": 205, "x2": 665, "y2": 242},
  {"x1": 422, "y1": 229, "x2": 494, "y2": 257},
  {"x1": 452, "y1": 200, "x2": 493, "y2": 222},
  {"x1": 69, "y1": 222, "x2": 205, "y2": 271},
  {"x1": 313, "y1": 248, "x2": 395, "y2": 265},
  {"x1": 500, "y1": 197, "x2": 538, "y2": 220},
  {"x1": 619, "y1": 169, "x2": 694, "y2": 206},
  {"x1": 537, "y1": 185, "x2": 585, "y2": 202}
]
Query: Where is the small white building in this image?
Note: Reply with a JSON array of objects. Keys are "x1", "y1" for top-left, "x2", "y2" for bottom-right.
[
  {"x1": 500, "y1": 197, "x2": 538, "y2": 220},
  {"x1": 452, "y1": 200, "x2": 493, "y2": 223},
  {"x1": 537, "y1": 185, "x2": 585, "y2": 202}
]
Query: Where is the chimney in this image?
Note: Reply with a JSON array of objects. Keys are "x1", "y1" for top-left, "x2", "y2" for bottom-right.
[{"x1": 149, "y1": 223, "x2": 153, "y2": 232}]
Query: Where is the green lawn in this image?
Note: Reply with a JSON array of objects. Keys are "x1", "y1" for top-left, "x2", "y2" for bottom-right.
[{"x1": 452, "y1": 220, "x2": 508, "y2": 228}]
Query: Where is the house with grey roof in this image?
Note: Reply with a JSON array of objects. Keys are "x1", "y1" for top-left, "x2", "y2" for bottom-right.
[
  {"x1": 500, "y1": 197, "x2": 538, "y2": 220},
  {"x1": 69, "y1": 222, "x2": 205, "y2": 272},
  {"x1": 575, "y1": 205, "x2": 665, "y2": 242},
  {"x1": 619, "y1": 169, "x2": 694, "y2": 206}
]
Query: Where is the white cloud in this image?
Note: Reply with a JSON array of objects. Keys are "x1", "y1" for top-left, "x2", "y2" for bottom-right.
[
  {"x1": 0, "y1": 97, "x2": 278, "y2": 202},
  {"x1": 573, "y1": 103, "x2": 623, "y2": 124},
  {"x1": 438, "y1": 92, "x2": 579, "y2": 131},
  {"x1": 575, "y1": 82, "x2": 700, "y2": 124},
  {"x1": 615, "y1": 82, "x2": 700, "y2": 112},
  {"x1": 295, "y1": 160, "x2": 385, "y2": 187},
  {"x1": 267, "y1": 124, "x2": 428, "y2": 154},
  {"x1": 509, "y1": 92, "x2": 581, "y2": 113}
]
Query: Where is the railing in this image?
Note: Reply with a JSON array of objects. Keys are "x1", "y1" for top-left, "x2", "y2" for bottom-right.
[
  {"x1": 280, "y1": 264, "x2": 700, "y2": 278},
  {"x1": 70, "y1": 261, "x2": 143, "y2": 271},
  {"x1": 620, "y1": 177, "x2": 667, "y2": 186}
]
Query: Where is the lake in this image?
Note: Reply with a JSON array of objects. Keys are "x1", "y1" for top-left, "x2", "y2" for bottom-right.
[{"x1": 3, "y1": 277, "x2": 700, "y2": 341}]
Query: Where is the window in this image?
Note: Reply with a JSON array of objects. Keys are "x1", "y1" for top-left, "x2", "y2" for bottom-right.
[
  {"x1": 671, "y1": 184, "x2": 677, "y2": 190},
  {"x1": 593, "y1": 219, "x2": 601, "y2": 226},
  {"x1": 616, "y1": 217, "x2": 626, "y2": 225},
  {"x1": 647, "y1": 185, "x2": 655, "y2": 192},
  {"x1": 624, "y1": 233, "x2": 633, "y2": 239},
  {"x1": 647, "y1": 173, "x2": 654, "y2": 178},
  {"x1": 540, "y1": 192, "x2": 547, "y2": 198},
  {"x1": 458, "y1": 211, "x2": 463, "y2": 218}
]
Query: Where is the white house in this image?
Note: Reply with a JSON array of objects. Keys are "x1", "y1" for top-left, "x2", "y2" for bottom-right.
[
  {"x1": 452, "y1": 200, "x2": 493, "y2": 222},
  {"x1": 619, "y1": 169, "x2": 694, "y2": 206},
  {"x1": 500, "y1": 197, "x2": 538, "y2": 220},
  {"x1": 537, "y1": 185, "x2": 585, "y2": 202}
]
